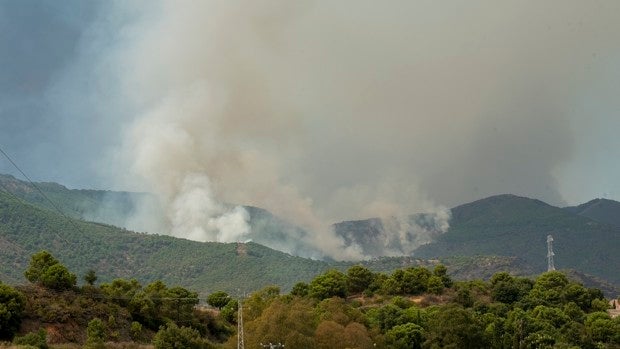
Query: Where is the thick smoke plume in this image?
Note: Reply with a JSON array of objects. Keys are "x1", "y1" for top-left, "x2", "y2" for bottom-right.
[
  {"x1": 336, "y1": 209, "x2": 452, "y2": 258},
  {"x1": 120, "y1": 87, "x2": 253, "y2": 242},
  {"x1": 61, "y1": 0, "x2": 619, "y2": 259}
]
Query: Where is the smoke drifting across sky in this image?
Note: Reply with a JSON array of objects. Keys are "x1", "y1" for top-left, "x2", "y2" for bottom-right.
[{"x1": 2, "y1": 1, "x2": 620, "y2": 259}]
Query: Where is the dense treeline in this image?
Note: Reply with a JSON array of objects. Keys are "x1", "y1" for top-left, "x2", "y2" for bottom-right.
[
  {"x1": 1, "y1": 251, "x2": 618, "y2": 348},
  {"x1": 230, "y1": 266, "x2": 619, "y2": 349},
  {"x1": 1, "y1": 251, "x2": 231, "y2": 347}
]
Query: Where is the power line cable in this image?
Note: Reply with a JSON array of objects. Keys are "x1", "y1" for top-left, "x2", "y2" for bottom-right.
[
  {"x1": 0, "y1": 145, "x2": 81, "y2": 244},
  {"x1": 0, "y1": 178, "x2": 31, "y2": 204},
  {"x1": 0, "y1": 175, "x2": 71, "y2": 245}
]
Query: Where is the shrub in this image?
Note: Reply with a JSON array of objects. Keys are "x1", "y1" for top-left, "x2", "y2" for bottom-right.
[
  {"x1": 85, "y1": 318, "x2": 106, "y2": 349},
  {"x1": 153, "y1": 323, "x2": 210, "y2": 349},
  {"x1": 24, "y1": 251, "x2": 76, "y2": 290},
  {"x1": 130, "y1": 321, "x2": 143, "y2": 342},
  {"x1": 84, "y1": 270, "x2": 97, "y2": 286},
  {"x1": 309, "y1": 270, "x2": 347, "y2": 300},
  {"x1": 206, "y1": 291, "x2": 230, "y2": 309},
  {"x1": 39, "y1": 264, "x2": 77, "y2": 290},
  {"x1": 386, "y1": 323, "x2": 424, "y2": 349},
  {"x1": 220, "y1": 299, "x2": 238, "y2": 323},
  {"x1": 346, "y1": 265, "x2": 374, "y2": 294},
  {"x1": 427, "y1": 275, "x2": 445, "y2": 295},
  {"x1": 12, "y1": 329, "x2": 48, "y2": 349},
  {"x1": 0, "y1": 282, "x2": 26, "y2": 340},
  {"x1": 290, "y1": 282, "x2": 309, "y2": 297}
]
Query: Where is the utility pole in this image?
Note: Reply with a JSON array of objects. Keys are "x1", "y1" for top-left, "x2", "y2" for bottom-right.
[
  {"x1": 547, "y1": 234, "x2": 555, "y2": 272},
  {"x1": 237, "y1": 299, "x2": 245, "y2": 349}
]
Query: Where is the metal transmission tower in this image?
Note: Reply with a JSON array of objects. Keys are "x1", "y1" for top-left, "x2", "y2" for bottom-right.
[
  {"x1": 237, "y1": 300, "x2": 245, "y2": 349},
  {"x1": 547, "y1": 234, "x2": 556, "y2": 271}
]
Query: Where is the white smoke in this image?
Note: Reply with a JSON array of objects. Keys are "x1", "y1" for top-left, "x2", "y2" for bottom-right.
[
  {"x1": 383, "y1": 208, "x2": 452, "y2": 256},
  {"x1": 171, "y1": 174, "x2": 250, "y2": 242},
  {"x1": 63, "y1": 0, "x2": 619, "y2": 260},
  {"x1": 335, "y1": 204, "x2": 452, "y2": 257},
  {"x1": 115, "y1": 70, "x2": 362, "y2": 258},
  {"x1": 117, "y1": 85, "x2": 252, "y2": 243}
]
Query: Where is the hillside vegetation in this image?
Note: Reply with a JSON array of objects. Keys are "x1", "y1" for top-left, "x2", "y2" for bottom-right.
[
  {"x1": 413, "y1": 195, "x2": 620, "y2": 284},
  {"x1": 0, "y1": 174, "x2": 138, "y2": 226},
  {"x1": 1, "y1": 174, "x2": 619, "y2": 293},
  {"x1": 1, "y1": 251, "x2": 618, "y2": 349},
  {"x1": 4, "y1": 187, "x2": 568, "y2": 296},
  {"x1": 0, "y1": 190, "x2": 330, "y2": 294},
  {"x1": 564, "y1": 198, "x2": 620, "y2": 228}
]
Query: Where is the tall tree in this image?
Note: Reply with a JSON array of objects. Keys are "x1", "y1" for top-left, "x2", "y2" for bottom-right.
[
  {"x1": 84, "y1": 269, "x2": 97, "y2": 286},
  {"x1": 207, "y1": 291, "x2": 230, "y2": 310},
  {"x1": 0, "y1": 282, "x2": 26, "y2": 340},
  {"x1": 24, "y1": 250, "x2": 59, "y2": 283},
  {"x1": 309, "y1": 270, "x2": 347, "y2": 300},
  {"x1": 346, "y1": 265, "x2": 374, "y2": 294},
  {"x1": 424, "y1": 305, "x2": 487, "y2": 349},
  {"x1": 24, "y1": 250, "x2": 76, "y2": 290}
]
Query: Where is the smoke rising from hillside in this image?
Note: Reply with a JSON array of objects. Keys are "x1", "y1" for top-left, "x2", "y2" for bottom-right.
[{"x1": 62, "y1": 1, "x2": 619, "y2": 259}]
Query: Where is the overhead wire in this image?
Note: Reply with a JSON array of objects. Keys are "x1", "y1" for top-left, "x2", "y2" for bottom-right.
[
  {"x1": 0, "y1": 146, "x2": 233, "y2": 300},
  {"x1": 0, "y1": 179, "x2": 71, "y2": 245},
  {"x1": 0, "y1": 145, "x2": 79, "y2": 245}
]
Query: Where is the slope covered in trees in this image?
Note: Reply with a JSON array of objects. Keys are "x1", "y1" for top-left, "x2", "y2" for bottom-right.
[
  {"x1": 413, "y1": 195, "x2": 620, "y2": 284},
  {"x1": 2, "y1": 251, "x2": 618, "y2": 348},
  {"x1": 2, "y1": 175, "x2": 619, "y2": 293},
  {"x1": 1, "y1": 189, "x2": 539, "y2": 296},
  {"x1": 220, "y1": 266, "x2": 618, "y2": 349},
  {"x1": 0, "y1": 190, "x2": 330, "y2": 293},
  {"x1": 564, "y1": 198, "x2": 620, "y2": 228},
  {"x1": 0, "y1": 183, "x2": 542, "y2": 290},
  {"x1": 0, "y1": 173, "x2": 139, "y2": 226}
]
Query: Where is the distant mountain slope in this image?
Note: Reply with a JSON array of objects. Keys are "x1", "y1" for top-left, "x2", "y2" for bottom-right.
[
  {"x1": 334, "y1": 217, "x2": 385, "y2": 256},
  {"x1": 564, "y1": 198, "x2": 620, "y2": 228},
  {"x1": 0, "y1": 173, "x2": 142, "y2": 227},
  {"x1": 0, "y1": 188, "x2": 538, "y2": 294},
  {"x1": 0, "y1": 190, "x2": 331, "y2": 294},
  {"x1": 413, "y1": 194, "x2": 619, "y2": 284},
  {"x1": 243, "y1": 206, "x2": 325, "y2": 259},
  {"x1": 333, "y1": 213, "x2": 445, "y2": 257},
  {"x1": 2, "y1": 173, "x2": 618, "y2": 289},
  {"x1": 0, "y1": 174, "x2": 324, "y2": 258},
  {"x1": 562, "y1": 269, "x2": 620, "y2": 299}
]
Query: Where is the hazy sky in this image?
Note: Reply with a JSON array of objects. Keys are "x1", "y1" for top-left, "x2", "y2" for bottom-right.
[{"x1": 2, "y1": 0, "x2": 620, "y2": 222}]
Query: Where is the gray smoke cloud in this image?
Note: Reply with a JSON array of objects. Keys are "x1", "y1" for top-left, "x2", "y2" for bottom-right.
[
  {"x1": 13, "y1": 0, "x2": 619, "y2": 259},
  {"x1": 335, "y1": 210, "x2": 452, "y2": 258}
]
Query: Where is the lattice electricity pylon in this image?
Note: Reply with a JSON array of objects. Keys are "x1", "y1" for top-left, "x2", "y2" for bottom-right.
[
  {"x1": 547, "y1": 234, "x2": 555, "y2": 271},
  {"x1": 237, "y1": 300, "x2": 245, "y2": 349}
]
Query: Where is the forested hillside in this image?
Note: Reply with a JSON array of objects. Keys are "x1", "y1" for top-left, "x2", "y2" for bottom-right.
[
  {"x1": 1, "y1": 251, "x2": 618, "y2": 348},
  {"x1": 2, "y1": 174, "x2": 619, "y2": 293},
  {"x1": 413, "y1": 195, "x2": 620, "y2": 284},
  {"x1": 564, "y1": 198, "x2": 620, "y2": 228},
  {"x1": 0, "y1": 190, "x2": 331, "y2": 293},
  {"x1": 0, "y1": 173, "x2": 139, "y2": 226},
  {"x1": 0, "y1": 188, "x2": 554, "y2": 296}
]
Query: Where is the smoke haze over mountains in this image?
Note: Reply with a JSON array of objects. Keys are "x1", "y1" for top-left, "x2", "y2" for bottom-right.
[{"x1": 2, "y1": 1, "x2": 620, "y2": 259}]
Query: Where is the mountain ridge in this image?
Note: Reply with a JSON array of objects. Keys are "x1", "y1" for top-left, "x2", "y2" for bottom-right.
[
  {"x1": 564, "y1": 197, "x2": 620, "y2": 228},
  {"x1": 413, "y1": 194, "x2": 619, "y2": 283},
  {"x1": 0, "y1": 189, "x2": 332, "y2": 293},
  {"x1": 1, "y1": 173, "x2": 618, "y2": 289}
]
